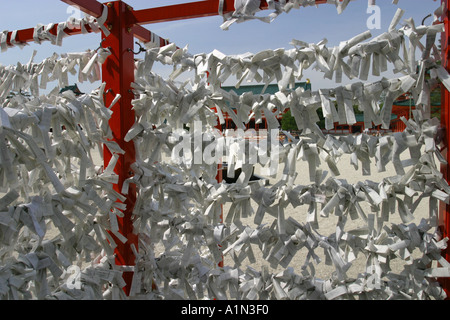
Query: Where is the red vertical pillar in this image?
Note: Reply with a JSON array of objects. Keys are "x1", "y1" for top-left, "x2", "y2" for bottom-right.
[
  {"x1": 102, "y1": 1, "x2": 137, "y2": 296},
  {"x1": 440, "y1": 0, "x2": 450, "y2": 298}
]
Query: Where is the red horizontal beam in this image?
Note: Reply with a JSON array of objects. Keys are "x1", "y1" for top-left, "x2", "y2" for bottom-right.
[
  {"x1": 133, "y1": 0, "x2": 328, "y2": 25},
  {"x1": 60, "y1": 0, "x2": 171, "y2": 44},
  {"x1": 4, "y1": 0, "x2": 104, "y2": 46},
  {"x1": 4, "y1": 0, "x2": 172, "y2": 47},
  {"x1": 6, "y1": 24, "x2": 97, "y2": 46},
  {"x1": 6, "y1": 28, "x2": 35, "y2": 45},
  {"x1": 134, "y1": 0, "x2": 234, "y2": 25},
  {"x1": 133, "y1": 25, "x2": 170, "y2": 46}
]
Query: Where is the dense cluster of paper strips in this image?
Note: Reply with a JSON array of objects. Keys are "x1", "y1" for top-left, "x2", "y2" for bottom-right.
[
  {"x1": 218, "y1": 0, "x2": 391, "y2": 30},
  {"x1": 1, "y1": 5, "x2": 110, "y2": 53},
  {"x1": 0, "y1": 2, "x2": 449, "y2": 300}
]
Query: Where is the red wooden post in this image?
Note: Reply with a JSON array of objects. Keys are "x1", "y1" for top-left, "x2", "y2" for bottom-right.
[
  {"x1": 441, "y1": 0, "x2": 450, "y2": 298},
  {"x1": 101, "y1": 1, "x2": 137, "y2": 296}
]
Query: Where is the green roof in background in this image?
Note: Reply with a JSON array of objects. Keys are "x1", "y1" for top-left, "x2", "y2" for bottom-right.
[
  {"x1": 221, "y1": 82, "x2": 438, "y2": 124},
  {"x1": 222, "y1": 82, "x2": 311, "y2": 96},
  {"x1": 354, "y1": 114, "x2": 397, "y2": 122},
  {"x1": 394, "y1": 98, "x2": 441, "y2": 107}
]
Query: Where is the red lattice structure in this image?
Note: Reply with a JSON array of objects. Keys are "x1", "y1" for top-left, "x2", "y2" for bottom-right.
[
  {"x1": 3, "y1": 0, "x2": 449, "y2": 298},
  {"x1": 440, "y1": 0, "x2": 450, "y2": 299}
]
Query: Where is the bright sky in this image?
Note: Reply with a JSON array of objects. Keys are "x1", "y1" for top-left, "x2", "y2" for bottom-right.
[{"x1": 0, "y1": 0, "x2": 442, "y2": 92}]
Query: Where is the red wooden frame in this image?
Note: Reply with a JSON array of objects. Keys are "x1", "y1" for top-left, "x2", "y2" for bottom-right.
[
  {"x1": 60, "y1": 0, "x2": 329, "y2": 296},
  {"x1": 440, "y1": 0, "x2": 450, "y2": 299},
  {"x1": 4, "y1": 0, "x2": 449, "y2": 297}
]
